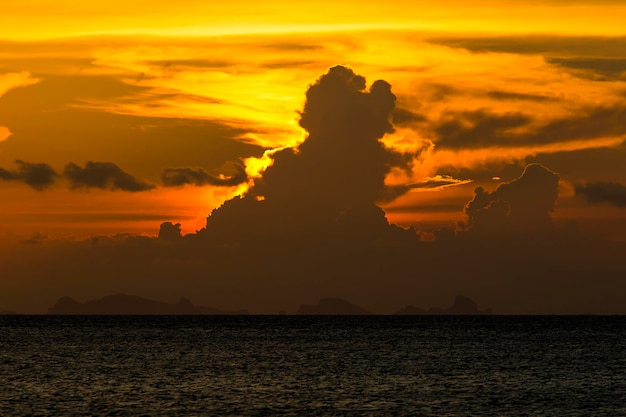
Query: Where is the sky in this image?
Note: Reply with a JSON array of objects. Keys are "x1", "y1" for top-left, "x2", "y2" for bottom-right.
[{"x1": 1, "y1": 0, "x2": 626, "y2": 314}]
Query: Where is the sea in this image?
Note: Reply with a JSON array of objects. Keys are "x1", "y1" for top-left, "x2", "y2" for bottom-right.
[{"x1": 1, "y1": 315, "x2": 625, "y2": 416}]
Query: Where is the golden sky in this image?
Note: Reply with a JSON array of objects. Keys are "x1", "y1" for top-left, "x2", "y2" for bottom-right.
[
  {"x1": 1, "y1": 1, "x2": 626, "y2": 237},
  {"x1": 1, "y1": 1, "x2": 626, "y2": 313}
]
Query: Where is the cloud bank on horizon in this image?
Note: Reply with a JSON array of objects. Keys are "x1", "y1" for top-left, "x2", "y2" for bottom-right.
[{"x1": 0, "y1": 65, "x2": 626, "y2": 316}]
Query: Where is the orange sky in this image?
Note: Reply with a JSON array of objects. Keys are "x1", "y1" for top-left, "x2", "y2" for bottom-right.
[
  {"x1": 1, "y1": 1, "x2": 626, "y2": 313},
  {"x1": 2, "y1": 6, "x2": 625, "y2": 235}
]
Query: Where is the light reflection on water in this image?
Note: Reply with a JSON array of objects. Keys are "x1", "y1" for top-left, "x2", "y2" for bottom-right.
[{"x1": 1, "y1": 316, "x2": 625, "y2": 416}]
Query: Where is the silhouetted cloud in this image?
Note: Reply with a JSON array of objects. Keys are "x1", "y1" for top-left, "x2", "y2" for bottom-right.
[
  {"x1": 464, "y1": 163, "x2": 560, "y2": 233},
  {"x1": 161, "y1": 163, "x2": 246, "y2": 187},
  {"x1": 434, "y1": 110, "x2": 532, "y2": 149},
  {"x1": 428, "y1": 35, "x2": 626, "y2": 81},
  {"x1": 548, "y1": 58, "x2": 626, "y2": 81},
  {"x1": 63, "y1": 161, "x2": 155, "y2": 192},
  {"x1": 485, "y1": 90, "x2": 555, "y2": 102},
  {"x1": 0, "y1": 74, "x2": 264, "y2": 177},
  {"x1": 392, "y1": 107, "x2": 427, "y2": 125},
  {"x1": 158, "y1": 222, "x2": 183, "y2": 240},
  {"x1": 0, "y1": 159, "x2": 57, "y2": 190},
  {"x1": 202, "y1": 65, "x2": 419, "y2": 243},
  {"x1": 428, "y1": 35, "x2": 626, "y2": 57},
  {"x1": 575, "y1": 181, "x2": 626, "y2": 207},
  {"x1": 382, "y1": 175, "x2": 472, "y2": 202},
  {"x1": 432, "y1": 104, "x2": 626, "y2": 149}
]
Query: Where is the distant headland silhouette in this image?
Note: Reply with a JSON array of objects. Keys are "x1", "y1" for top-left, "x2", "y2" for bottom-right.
[
  {"x1": 42, "y1": 294, "x2": 491, "y2": 315},
  {"x1": 47, "y1": 294, "x2": 248, "y2": 315},
  {"x1": 394, "y1": 295, "x2": 492, "y2": 315}
]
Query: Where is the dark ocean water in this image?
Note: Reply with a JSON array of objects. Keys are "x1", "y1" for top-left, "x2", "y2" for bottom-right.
[{"x1": 1, "y1": 316, "x2": 625, "y2": 416}]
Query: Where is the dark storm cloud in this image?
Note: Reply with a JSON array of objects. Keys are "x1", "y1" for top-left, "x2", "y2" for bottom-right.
[
  {"x1": 161, "y1": 163, "x2": 247, "y2": 187},
  {"x1": 575, "y1": 181, "x2": 626, "y2": 207},
  {"x1": 464, "y1": 164, "x2": 560, "y2": 233},
  {"x1": 0, "y1": 159, "x2": 57, "y2": 190},
  {"x1": 201, "y1": 65, "x2": 419, "y2": 243},
  {"x1": 63, "y1": 161, "x2": 155, "y2": 192},
  {"x1": 432, "y1": 104, "x2": 626, "y2": 149}
]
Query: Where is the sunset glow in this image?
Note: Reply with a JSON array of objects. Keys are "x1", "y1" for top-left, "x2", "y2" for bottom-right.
[{"x1": 1, "y1": 0, "x2": 626, "y2": 315}]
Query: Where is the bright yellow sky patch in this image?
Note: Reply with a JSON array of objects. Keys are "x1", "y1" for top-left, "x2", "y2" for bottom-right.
[{"x1": 2, "y1": 1, "x2": 626, "y2": 40}]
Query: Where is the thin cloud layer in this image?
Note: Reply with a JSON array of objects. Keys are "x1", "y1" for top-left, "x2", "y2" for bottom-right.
[{"x1": 64, "y1": 161, "x2": 155, "y2": 192}]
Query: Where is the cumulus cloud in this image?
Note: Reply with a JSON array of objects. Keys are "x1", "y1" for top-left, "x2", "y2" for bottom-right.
[
  {"x1": 0, "y1": 159, "x2": 57, "y2": 190},
  {"x1": 575, "y1": 181, "x2": 626, "y2": 207},
  {"x1": 63, "y1": 161, "x2": 155, "y2": 192},
  {"x1": 202, "y1": 65, "x2": 419, "y2": 243},
  {"x1": 161, "y1": 163, "x2": 246, "y2": 187},
  {"x1": 158, "y1": 222, "x2": 183, "y2": 240},
  {"x1": 464, "y1": 163, "x2": 560, "y2": 233}
]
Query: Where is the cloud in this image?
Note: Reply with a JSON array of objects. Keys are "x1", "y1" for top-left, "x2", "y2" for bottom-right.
[
  {"x1": 202, "y1": 65, "x2": 419, "y2": 243},
  {"x1": 428, "y1": 35, "x2": 626, "y2": 81},
  {"x1": 63, "y1": 161, "x2": 155, "y2": 192},
  {"x1": 161, "y1": 163, "x2": 247, "y2": 187},
  {"x1": 575, "y1": 181, "x2": 626, "y2": 207},
  {"x1": 0, "y1": 159, "x2": 57, "y2": 190},
  {"x1": 158, "y1": 222, "x2": 182, "y2": 240},
  {"x1": 464, "y1": 163, "x2": 560, "y2": 233},
  {"x1": 528, "y1": 142, "x2": 626, "y2": 185},
  {"x1": 0, "y1": 71, "x2": 40, "y2": 97},
  {"x1": 0, "y1": 74, "x2": 264, "y2": 177},
  {"x1": 431, "y1": 104, "x2": 626, "y2": 149},
  {"x1": 428, "y1": 35, "x2": 626, "y2": 58},
  {"x1": 434, "y1": 110, "x2": 532, "y2": 149},
  {"x1": 548, "y1": 58, "x2": 626, "y2": 81},
  {"x1": 485, "y1": 90, "x2": 555, "y2": 102},
  {"x1": 382, "y1": 175, "x2": 472, "y2": 203},
  {"x1": 392, "y1": 107, "x2": 427, "y2": 125}
]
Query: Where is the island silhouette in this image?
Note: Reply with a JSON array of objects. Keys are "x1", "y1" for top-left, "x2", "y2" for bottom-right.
[
  {"x1": 47, "y1": 293, "x2": 248, "y2": 315},
  {"x1": 44, "y1": 294, "x2": 491, "y2": 315},
  {"x1": 394, "y1": 295, "x2": 492, "y2": 315}
]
